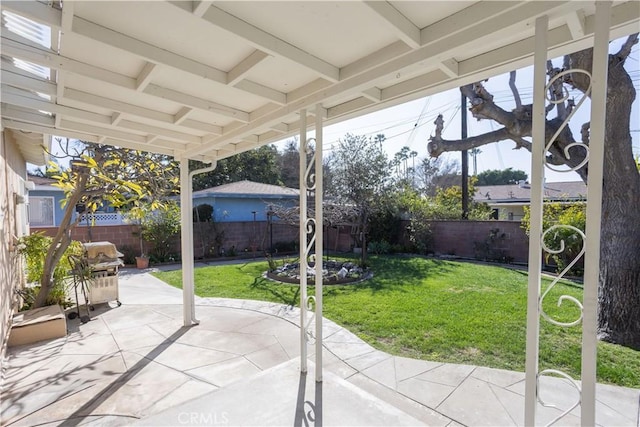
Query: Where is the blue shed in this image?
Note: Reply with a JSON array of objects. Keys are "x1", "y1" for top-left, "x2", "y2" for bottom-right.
[{"x1": 192, "y1": 180, "x2": 299, "y2": 222}]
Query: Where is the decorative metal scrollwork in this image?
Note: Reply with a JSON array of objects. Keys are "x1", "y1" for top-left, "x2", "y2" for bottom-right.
[
  {"x1": 537, "y1": 369, "x2": 582, "y2": 426},
  {"x1": 304, "y1": 218, "x2": 316, "y2": 257},
  {"x1": 539, "y1": 225, "x2": 585, "y2": 327},
  {"x1": 304, "y1": 137, "x2": 317, "y2": 190},
  {"x1": 544, "y1": 69, "x2": 592, "y2": 172},
  {"x1": 304, "y1": 295, "x2": 316, "y2": 344}
]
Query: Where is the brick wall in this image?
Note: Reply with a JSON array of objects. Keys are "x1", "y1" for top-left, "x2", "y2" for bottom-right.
[
  {"x1": 412, "y1": 220, "x2": 529, "y2": 263},
  {"x1": 33, "y1": 220, "x2": 529, "y2": 263}
]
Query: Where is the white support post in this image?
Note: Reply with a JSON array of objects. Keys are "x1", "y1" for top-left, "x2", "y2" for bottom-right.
[
  {"x1": 524, "y1": 14, "x2": 548, "y2": 426},
  {"x1": 180, "y1": 158, "x2": 198, "y2": 326},
  {"x1": 299, "y1": 109, "x2": 308, "y2": 374},
  {"x1": 582, "y1": 2, "x2": 610, "y2": 424},
  {"x1": 314, "y1": 103, "x2": 324, "y2": 383},
  {"x1": 180, "y1": 158, "x2": 217, "y2": 326}
]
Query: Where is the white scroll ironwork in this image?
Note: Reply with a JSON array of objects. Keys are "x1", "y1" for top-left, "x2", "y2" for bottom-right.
[{"x1": 543, "y1": 69, "x2": 592, "y2": 172}]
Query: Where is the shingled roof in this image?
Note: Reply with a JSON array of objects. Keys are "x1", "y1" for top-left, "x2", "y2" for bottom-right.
[
  {"x1": 474, "y1": 181, "x2": 587, "y2": 203},
  {"x1": 193, "y1": 180, "x2": 299, "y2": 198}
]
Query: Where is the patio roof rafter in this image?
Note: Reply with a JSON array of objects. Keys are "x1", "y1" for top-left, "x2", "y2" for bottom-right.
[{"x1": 2, "y1": 0, "x2": 288, "y2": 106}]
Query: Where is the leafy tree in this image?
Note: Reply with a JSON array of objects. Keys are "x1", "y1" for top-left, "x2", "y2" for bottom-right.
[
  {"x1": 192, "y1": 145, "x2": 281, "y2": 190},
  {"x1": 429, "y1": 178, "x2": 492, "y2": 220},
  {"x1": 416, "y1": 156, "x2": 460, "y2": 196},
  {"x1": 522, "y1": 202, "x2": 586, "y2": 276},
  {"x1": 140, "y1": 201, "x2": 181, "y2": 262},
  {"x1": 476, "y1": 168, "x2": 528, "y2": 185},
  {"x1": 34, "y1": 140, "x2": 179, "y2": 308},
  {"x1": 326, "y1": 133, "x2": 391, "y2": 265},
  {"x1": 428, "y1": 35, "x2": 640, "y2": 349},
  {"x1": 278, "y1": 138, "x2": 300, "y2": 188}
]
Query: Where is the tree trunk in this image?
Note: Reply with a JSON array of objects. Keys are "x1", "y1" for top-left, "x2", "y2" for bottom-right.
[
  {"x1": 595, "y1": 50, "x2": 640, "y2": 349},
  {"x1": 34, "y1": 172, "x2": 88, "y2": 308}
]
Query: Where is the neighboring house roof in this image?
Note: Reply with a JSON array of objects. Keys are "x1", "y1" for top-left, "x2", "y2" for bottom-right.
[
  {"x1": 27, "y1": 174, "x2": 63, "y2": 192},
  {"x1": 193, "y1": 180, "x2": 299, "y2": 199},
  {"x1": 474, "y1": 181, "x2": 587, "y2": 204}
]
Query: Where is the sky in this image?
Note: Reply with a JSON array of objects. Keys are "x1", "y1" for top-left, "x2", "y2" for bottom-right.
[{"x1": 283, "y1": 40, "x2": 639, "y2": 184}]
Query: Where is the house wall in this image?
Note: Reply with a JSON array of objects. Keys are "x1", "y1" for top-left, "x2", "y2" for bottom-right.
[
  {"x1": 195, "y1": 197, "x2": 297, "y2": 222},
  {"x1": 0, "y1": 130, "x2": 28, "y2": 360}
]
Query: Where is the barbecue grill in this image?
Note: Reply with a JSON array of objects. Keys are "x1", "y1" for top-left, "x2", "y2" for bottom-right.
[{"x1": 82, "y1": 241, "x2": 123, "y2": 308}]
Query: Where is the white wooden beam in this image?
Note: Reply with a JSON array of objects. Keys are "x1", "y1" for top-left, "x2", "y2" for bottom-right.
[
  {"x1": 361, "y1": 87, "x2": 381, "y2": 102},
  {"x1": 2, "y1": 118, "x2": 98, "y2": 142},
  {"x1": 339, "y1": 40, "x2": 410, "y2": 80},
  {"x1": 1, "y1": 104, "x2": 54, "y2": 126},
  {"x1": 233, "y1": 79, "x2": 286, "y2": 105},
  {"x1": 118, "y1": 120, "x2": 202, "y2": 144},
  {"x1": 192, "y1": 0, "x2": 214, "y2": 18},
  {"x1": 566, "y1": 9, "x2": 586, "y2": 39},
  {"x1": 227, "y1": 50, "x2": 269, "y2": 86},
  {"x1": 136, "y1": 62, "x2": 157, "y2": 91},
  {"x1": 0, "y1": 67, "x2": 56, "y2": 96},
  {"x1": 327, "y1": 97, "x2": 374, "y2": 119},
  {"x1": 143, "y1": 84, "x2": 250, "y2": 122},
  {"x1": 68, "y1": 15, "x2": 289, "y2": 103},
  {"x1": 419, "y1": 1, "x2": 523, "y2": 45},
  {"x1": 438, "y1": 58, "x2": 459, "y2": 78},
  {"x1": 63, "y1": 88, "x2": 221, "y2": 135},
  {"x1": 363, "y1": 1, "x2": 420, "y2": 49},
  {"x1": 182, "y1": 1, "x2": 599, "y2": 158},
  {"x1": 270, "y1": 123, "x2": 289, "y2": 134},
  {"x1": 99, "y1": 137, "x2": 178, "y2": 156},
  {"x1": 71, "y1": 16, "x2": 227, "y2": 84},
  {"x1": 2, "y1": 85, "x2": 207, "y2": 144},
  {"x1": 58, "y1": 119, "x2": 150, "y2": 144},
  {"x1": 0, "y1": 1, "x2": 62, "y2": 30},
  {"x1": 2, "y1": 35, "x2": 136, "y2": 89},
  {"x1": 199, "y1": 5, "x2": 340, "y2": 82},
  {"x1": 173, "y1": 107, "x2": 193, "y2": 125},
  {"x1": 60, "y1": 0, "x2": 74, "y2": 32},
  {"x1": 111, "y1": 112, "x2": 123, "y2": 126}
]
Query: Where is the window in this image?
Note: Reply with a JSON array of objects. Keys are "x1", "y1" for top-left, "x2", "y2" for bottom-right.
[{"x1": 29, "y1": 196, "x2": 54, "y2": 226}]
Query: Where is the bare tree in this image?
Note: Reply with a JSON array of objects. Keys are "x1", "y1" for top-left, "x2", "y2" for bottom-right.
[{"x1": 428, "y1": 35, "x2": 640, "y2": 349}]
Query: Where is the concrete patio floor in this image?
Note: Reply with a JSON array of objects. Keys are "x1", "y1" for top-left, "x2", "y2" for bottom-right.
[{"x1": 2, "y1": 267, "x2": 638, "y2": 426}]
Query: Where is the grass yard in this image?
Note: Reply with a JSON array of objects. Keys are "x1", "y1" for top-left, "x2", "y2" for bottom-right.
[{"x1": 154, "y1": 255, "x2": 640, "y2": 388}]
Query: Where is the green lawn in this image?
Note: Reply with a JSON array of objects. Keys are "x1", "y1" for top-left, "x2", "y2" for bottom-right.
[{"x1": 154, "y1": 255, "x2": 640, "y2": 388}]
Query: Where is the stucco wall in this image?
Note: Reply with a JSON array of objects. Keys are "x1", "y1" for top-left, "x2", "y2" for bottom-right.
[{"x1": 0, "y1": 131, "x2": 28, "y2": 359}]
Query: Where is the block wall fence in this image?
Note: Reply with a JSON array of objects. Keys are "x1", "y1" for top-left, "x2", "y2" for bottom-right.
[{"x1": 32, "y1": 220, "x2": 530, "y2": 264}]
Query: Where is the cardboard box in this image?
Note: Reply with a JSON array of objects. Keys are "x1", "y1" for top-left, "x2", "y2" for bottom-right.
[{"x1": 8, "y1": 305, "x2": 67, "y2": 347}]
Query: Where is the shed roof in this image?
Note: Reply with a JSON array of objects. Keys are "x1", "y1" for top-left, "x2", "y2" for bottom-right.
[{"x1": 193, "y1": 180, "x2": 298, "y2": 198}]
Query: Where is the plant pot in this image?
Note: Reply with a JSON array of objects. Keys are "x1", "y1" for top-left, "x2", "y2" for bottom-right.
[{"x1": 136, "y1": 256, "x2": 149, "y2": 269}]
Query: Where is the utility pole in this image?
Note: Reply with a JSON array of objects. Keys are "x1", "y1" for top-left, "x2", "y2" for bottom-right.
[{"x1": 461, "y1": 93, "x2": 469, "y2": 219}]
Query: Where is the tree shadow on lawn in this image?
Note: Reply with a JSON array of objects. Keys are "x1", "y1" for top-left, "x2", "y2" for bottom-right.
[
  {"x1": 249, "y1": 276, "x2": 300, "y2": 306},
  {"x1": 361, "y1": 255, "x2": 460, "y2": 292}
]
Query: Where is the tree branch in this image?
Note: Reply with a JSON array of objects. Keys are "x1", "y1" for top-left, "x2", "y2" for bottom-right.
[
  {"x1": 615, "y1": 33, "x2": 639, "y2": 61},
  {"x1": 509, "y1": 71, "x2": 522, "y2": 110},
  {"x1": 428, "y1": 128, "x2": 512, "y2": 157}
]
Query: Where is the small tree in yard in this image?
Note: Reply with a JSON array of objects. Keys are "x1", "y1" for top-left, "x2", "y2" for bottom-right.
[
  {"x1": 139, "y1": 201, "x2": 181, "y2": 263},
  {"x1": 33, "y1": 140, "x2": 178, "y2": 308},
  {"x1": 326, "y1": 133, "x2": 391, "y2": 266},
  {"x1": 428, "y1": 35, "x2": 640, "y2": 349}
]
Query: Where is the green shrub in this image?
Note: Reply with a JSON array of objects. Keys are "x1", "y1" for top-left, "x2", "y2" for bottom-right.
[
  {"x1": 17, "y1": 232, "x2": 83, "y2": 309},
  {"x1": 369, "y1": 240, "x2": 392, "y2": 255}
]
